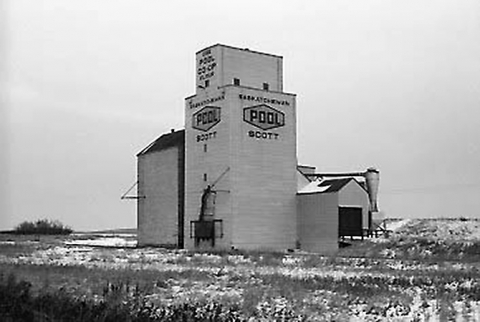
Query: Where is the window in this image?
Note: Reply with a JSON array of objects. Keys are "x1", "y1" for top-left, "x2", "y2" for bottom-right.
[
  {"x1": 233, "y1": 78, "x2": 240, "y2": 86},
  {"x1": 203, "y1": 173, "x2": 208, "y2": 182},
  {"x1": 204, "y1": 144, "x2": 207, "y2": 152},
  {"x1": 205, "y1": 80, "x2": 209, "y2": 88},
  {"x1": 263, "y1": 83, "x2": 269, "y2": 91}
]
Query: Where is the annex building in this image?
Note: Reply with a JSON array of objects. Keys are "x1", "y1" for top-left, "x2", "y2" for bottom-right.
[{"x1": 134, "y1": 44, "x2": 380, "y2": 253}]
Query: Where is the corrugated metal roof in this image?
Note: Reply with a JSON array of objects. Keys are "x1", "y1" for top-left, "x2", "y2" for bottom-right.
[{"x1": 136, "y1": 130, "x2": 185, "y2": 157}]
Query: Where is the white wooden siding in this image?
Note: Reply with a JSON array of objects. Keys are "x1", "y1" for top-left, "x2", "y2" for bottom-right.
[
  {"x1": 297, "y1": 192, "x2": 339, "y2": 253},
  {"x1": 137, "y1": 147, "x2": 178, "y2": 246},
  {"x1": 196, "y1": 45, "x2": 282, "y2": 93},
  {"x1": 184, "y1": 88, "x2": 232, "y2": 249},
  {"x1": 186, "y1": 44, "x2": 296, "y2": 250},
  {"x1": 229, "y1": 87, "x2": 297, "y2": 250},
  {"x1": 185, "y1": 88, "x2": 296, "y2": 250}
]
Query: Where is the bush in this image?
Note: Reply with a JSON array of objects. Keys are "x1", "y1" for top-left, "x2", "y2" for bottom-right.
[{"x1": 14, "y1": 219, "x2": 73, "y2": 235}]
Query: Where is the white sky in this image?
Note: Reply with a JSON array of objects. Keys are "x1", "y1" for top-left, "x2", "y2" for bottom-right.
[{"x1": 2, "y1": 0, "x2": 480, "y2": 231}]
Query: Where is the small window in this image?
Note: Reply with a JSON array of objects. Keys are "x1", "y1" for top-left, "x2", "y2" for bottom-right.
[
  {"x1": 203, "y1": 173, "x2": 208, "y2": 182},
  {"x1": 233, "y1": 78, "x2": 240, "y2": 86},
  {"x1": 205, "y1": 80, "x2": 209, "y2": 88},
  {"x1": 204, "y1": 144, "x2": 207, "y2": 152},
  {"x1": 263, "y1": 83, "x2": 269, "y2": 91}
]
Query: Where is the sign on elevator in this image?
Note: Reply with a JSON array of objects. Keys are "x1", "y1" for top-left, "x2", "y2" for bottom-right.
[
  {"x1": 192, "y1": 106, "x2": 221, "y2": 132},
  {"x1": 243, "y1": 104, "x2": 285, "y2": 130}
]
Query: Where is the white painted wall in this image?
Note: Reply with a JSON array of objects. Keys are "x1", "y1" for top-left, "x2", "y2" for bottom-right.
[
  {"x1": 297, "y1": 192, "x2": 339, "y2": 254},
  {"x1": 185, "y1": 86, "x2": 297, "y2": 250},
  {"x1": 185, "y1": 44, "x2": 296, "y2": 250},
  {"x1": 196, "y1": 44, "x2": 283, "y2": 93},
  {"x1": 137, "y1": 147, "x2": 179, "y2": 246},
  {"x1": 222, "y1": 47, "x2": 282, "y2": 91},
  {"x1": 227, "y1": 86, "x2": 297, "y2": 250},
  {"x1": 184, "y1": 88, "x2": 232, "y2": 249}
]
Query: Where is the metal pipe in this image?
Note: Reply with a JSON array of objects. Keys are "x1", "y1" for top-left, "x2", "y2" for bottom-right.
[{"x1": 305, "y1": 172, "x2": 366, "y2": 178}]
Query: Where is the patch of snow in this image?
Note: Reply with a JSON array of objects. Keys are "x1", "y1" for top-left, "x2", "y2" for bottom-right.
[
  {"x1": 66, "y1": 237, "x2": 137, "y2": 247},
  {"x1": 298, "y1": 181, "x2": 331, "y2": 194},
  {"x1": 387, "y1": 219, "x2": 412, "y2": 232},
  {"x1": 73, "y1": 233, "x2": 137, "y2": 237},
  {"x1": 282, "y1": 256, "x2": 304, "y2": 266},
  {"x1": 192, "y1": 253, "x2": 222, "y2": 262},
  {"x1": 227, "y1": 255, "x2": 251, "y2": 265},
  {"x1": 0, "y1": 241, "x2": 17, "y2": 245}
]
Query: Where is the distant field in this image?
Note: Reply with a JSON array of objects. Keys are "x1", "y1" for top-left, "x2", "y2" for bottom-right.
[
  {"x1": 73, "y1": 227, "x2": 137, "y2": 235},
  {"x1": 1, "y1": 218, "x2": 479, "y2": 321}
]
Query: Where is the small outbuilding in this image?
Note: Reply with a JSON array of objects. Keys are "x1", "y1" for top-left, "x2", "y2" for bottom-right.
[{"x1": 297, "y1": 176, "x2": 370, "y2": 253}]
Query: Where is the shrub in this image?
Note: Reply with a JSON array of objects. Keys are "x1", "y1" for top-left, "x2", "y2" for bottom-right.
[{"x1": 14, "y1": 219, "x2": 73, "y2": 235}]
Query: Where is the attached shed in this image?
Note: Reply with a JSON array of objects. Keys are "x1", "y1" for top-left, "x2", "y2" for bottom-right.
[
  {"x1": 297, "y1": 178, "x2": 369, "y2": 253},
  {"x1": 137, "y1": 130, "x2": 185, "y2": 247}
]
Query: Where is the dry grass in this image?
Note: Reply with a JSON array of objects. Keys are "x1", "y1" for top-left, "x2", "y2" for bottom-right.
[{"x1": 1, "y1": 219, "x2": 480, "y2": 320}]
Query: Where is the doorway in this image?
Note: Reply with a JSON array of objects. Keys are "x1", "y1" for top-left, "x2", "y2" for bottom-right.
[{"x1": 339, "y1": 207, "x2": 363, "y2": 238}]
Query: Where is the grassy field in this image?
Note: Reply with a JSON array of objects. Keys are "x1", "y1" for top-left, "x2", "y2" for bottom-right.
[{"x1": 1, "y1": 219, "x2": 479, "y2": 321}]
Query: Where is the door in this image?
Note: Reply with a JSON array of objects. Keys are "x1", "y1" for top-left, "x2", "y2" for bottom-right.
[{"x1": 339, "y1": 207, "x2": 363, "y2": 237}]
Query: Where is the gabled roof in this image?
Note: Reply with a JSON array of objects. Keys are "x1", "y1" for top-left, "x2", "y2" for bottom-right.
[
  {"x1": 298, "y1": 177, "x2": 365, "y2": 194},
  {"x1": 137, "y1": 130, "x2": 185, "y2": 157}
]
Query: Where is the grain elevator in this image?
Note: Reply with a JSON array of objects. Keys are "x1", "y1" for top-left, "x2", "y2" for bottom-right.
[{"x1": 134, "y1": 44, "x2": 380, "y2": 253}]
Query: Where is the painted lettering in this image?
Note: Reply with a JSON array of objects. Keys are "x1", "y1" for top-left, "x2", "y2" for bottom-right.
[
  {"x1": 198, "y1": 52, "x2": 217, "y2": 82},
  {"x1": 192, "y1": 106, "x2": 221, "y2": 131},
  {"x1": 196, "y1": 109, "x2": 219, "y2": 126},
  {"x1": 197, "y1": 131, "x2": 217, "y2": 142},
  {"x1": 188, "y1": 94, "x2": 225, "y2": 109},
  {"x1": 248, "y1": 130, "x2": 279, "y2": 140},
  {"x1": 238, "y1": 94, "x2": 290, "y2": 106},
  {"x1": 243, "y1": 104, "x2": 285, "y2": 130},
  {"x1": 199, "y1": 71, "x2": 215, "y2": 81},
  {"x1": 250, "y1": 110, "x2": 258, "y2": 122}
]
